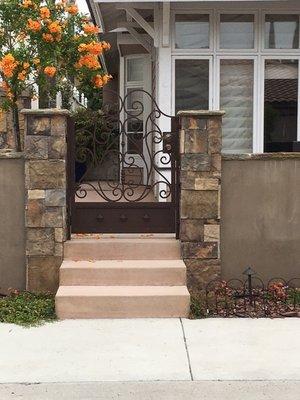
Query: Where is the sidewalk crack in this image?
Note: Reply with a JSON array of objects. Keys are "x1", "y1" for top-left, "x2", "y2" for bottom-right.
[{"x1": 180, "y1": 318, "x2": 194, "y2": 381}]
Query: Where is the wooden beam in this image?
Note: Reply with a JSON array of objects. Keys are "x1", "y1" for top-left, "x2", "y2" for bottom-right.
[
  {"x1": 118, "y1": 6, "x2": 155, "y2": 39},
  {"x1": 162, "y1": 2, "x2": 170, "y2": 48},
  {"x1": 153, "y1": 3, "x2": 159, "y2": 47},
  {"x1": 117, "y1": 33, "x2": 140, "y2": 45},
  {"x1": 118, "y1": 21, "x2": 140, "y2": 29},
  {"x1": 121, "y1": 22, "x2": 152, "y2": 53}
]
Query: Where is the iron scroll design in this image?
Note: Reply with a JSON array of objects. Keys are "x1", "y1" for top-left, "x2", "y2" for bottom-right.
[{"x1": 73, "y1": 89, "x2": 177, "y2": 203}]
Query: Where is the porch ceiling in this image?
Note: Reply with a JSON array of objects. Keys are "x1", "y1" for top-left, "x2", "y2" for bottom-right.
[
  {"x1": 91, "y1": 1, "x2": 298, "y2": 33},
  {"x1": 90, "y1": 2, "x2": 155, "y2": 33}
]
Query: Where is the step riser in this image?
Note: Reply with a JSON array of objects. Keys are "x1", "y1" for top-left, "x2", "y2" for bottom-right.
[
  {"x1": 64, "y1": 242, "x2": 181, "y2": 260},
  {"x1": 60, "y1": 268, "x2": 186, "y2": 286},
  {"x1": 56, "y1": 296, "x2": 190, "y2": 319},
  {"x1": 57, "y1": 238, "x2": 190, "y2": 319}
]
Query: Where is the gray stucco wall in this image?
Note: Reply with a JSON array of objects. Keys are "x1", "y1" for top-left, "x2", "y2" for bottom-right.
[
  {"x1": 221, "y1": 154, "x2": 300, "y2": 281},
  {"x1": 0, "y1": 152, "x2": 26, "y2": 294}
]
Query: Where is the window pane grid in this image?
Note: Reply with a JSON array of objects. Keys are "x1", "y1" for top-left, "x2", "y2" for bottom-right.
[
  {"x1": 220, "y1": 14, "x2": 255, "y2": 49},
  {"x1": 175, "y1": 59, "x2": 210, "y2": 114},
  {"x1": 175, "y1": 14, "x2": 210, "y2": 49},
  {"x1": 220, "y1": 60, "x2": 254, "y2": 153},
  {"x1": 264, "y1": 59, "x2": 298, "y2": 152},
  {"x1": 265, "y1": 14, "x2": 299, "y2": 49},
  {"x1": 172, "y1": 11, "x2": 300, "y2": 153}
]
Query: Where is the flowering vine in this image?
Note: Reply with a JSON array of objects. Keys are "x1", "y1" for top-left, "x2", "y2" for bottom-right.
[{"x1": 0, "y1": 0, "x2": 112, "y2": 150}]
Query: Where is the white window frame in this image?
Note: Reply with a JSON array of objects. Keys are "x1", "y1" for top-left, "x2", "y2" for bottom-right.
[
  {"x1": 170, "y1": 6, "x2": 300, "y2": 153},
  {"x1": 120, "y1": 54, "x2": 152, "y2": 184},
  {"x1": 259, "y1": 55, "x2": 300, "y2": 148},
  {"x1": 215, "y1": 55, "x2": 258, "y2": 153},
  {"x1": 171, "y1": 9, "x2": 214, "y2": 54},
  {"x1": 171, "y1": 55, "x2": 213, "y2": 115},
  {"x1": 261, "y1": 11, "x2": 300, "y2": 54}
]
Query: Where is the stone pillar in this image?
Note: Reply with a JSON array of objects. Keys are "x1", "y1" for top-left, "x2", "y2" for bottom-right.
[
  {"x1": 22, "y1": 109, "x2": 69, "y2": 293},
  {"x1": 178, "y1": 110, "x2": 224, "y2": 296}
]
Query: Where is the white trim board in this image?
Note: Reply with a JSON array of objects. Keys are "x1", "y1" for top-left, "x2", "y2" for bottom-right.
[{"x1": 94, "y1": 0, "x2": 290, "y2": 3}]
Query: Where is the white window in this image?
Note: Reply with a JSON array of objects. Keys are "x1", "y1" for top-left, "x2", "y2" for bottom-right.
[
  {"x1": 220, "y1": 59, "x2": 254, "y2": 153},
  {"x1": 126, "y1": 88, "x2": 144, "y2": 155},
  {"x1": 265, "y1": 15, "x2": 299, "y2": 49},
  {"x1": 264, "y1": 59, "x2": 298, "y2": 151},
  {"x1": 219, "y1": 14, "x2": 255, "y2": 50},
  {"x1": 122, "y1": 55, "x2": 152, "y2": 185},
  {"x1": 126, "y1": 57, "x2": 144, "y2": 82},
  {"x1": 175, "y1": 14, "x2": 210, "y2": 49},
  {"x1": 124, "y1": 57, "x2": 145, "y2": 155},
  {"x1": 171, "y1": 8, "x2": 300, "y2": 153},
  {"x1": 175, "y1": 58, "x2": 210, "y2": 113}
]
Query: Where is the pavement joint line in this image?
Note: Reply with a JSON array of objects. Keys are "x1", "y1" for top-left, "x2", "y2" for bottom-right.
[{"x1": 179, "y1": 318, "x2": 194, "y2": 381}]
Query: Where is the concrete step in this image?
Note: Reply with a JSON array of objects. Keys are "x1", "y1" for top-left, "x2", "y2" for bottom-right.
[
  {"x1": 60, "y1": 259, "x2": 187, "y2": 286},
  {"x1": 64, "y1": 238, "x2": 181, "y2": 260},
  {"x1": 55, "y1": 286, "x2": 190, "y2": 318}
]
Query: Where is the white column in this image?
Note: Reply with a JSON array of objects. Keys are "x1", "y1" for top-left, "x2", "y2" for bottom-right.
[{"x1": 154, "y1": 7, "x2": 173, "y2": 201}]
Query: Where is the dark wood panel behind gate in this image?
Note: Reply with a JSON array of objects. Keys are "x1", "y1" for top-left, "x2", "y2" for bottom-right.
[{"x1": 67, "y1": 89, "x2": 180, "y2": 236}]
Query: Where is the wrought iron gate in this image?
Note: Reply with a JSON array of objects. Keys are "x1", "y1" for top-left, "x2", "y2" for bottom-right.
[{"x1": 67, "y1": 89, "x2": 180, "y2": 235}]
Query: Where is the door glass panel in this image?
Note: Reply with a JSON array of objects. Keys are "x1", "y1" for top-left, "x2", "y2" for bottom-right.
[
  {"x1": 220, "y1": 14, "x2": 254, "y2": 49},
  {"x1": 127, "y1": 58, "x2": 144, "y2": 82},
  {"x1": 220, "y1": 60, "x2": 254, "y2": 153},
  {"x1": 265, "y1": 15, "x2": 299, "y2": 49},
  {"x1": 126, "y1": 88, "x2": 144, "y2": 155},
  {"x1": 264, "y1": 59, "x2": 298, "y2": 152},
  {"x1": 127, "y1": 132, "x2": 143, "y2": 155},
  {"x1": 175, "y1": 14, "x2": 210, "y2": 49},
  {"x1": 126, "y1": 88, "x2": 143, "y2": 110},
  {"x1": 127, "y1": 119, "x2": 143, "y2": 155},
  {"x1": 175, "y1": 59, "x2": 209, "y2": 113}
]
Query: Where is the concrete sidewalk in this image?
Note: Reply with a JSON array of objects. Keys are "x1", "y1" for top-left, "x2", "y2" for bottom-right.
[
  {"x1": 1, "y1": 381, "x2": 300, "y2": 400},
  {"x1": 0, "y1": 318, "x2": 299, "y2": 398}
]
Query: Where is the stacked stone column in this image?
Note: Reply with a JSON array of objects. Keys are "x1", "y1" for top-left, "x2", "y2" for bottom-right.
[
  {"x1": 22, "y1": 109, "x2": 69, "y2": 292},
  {"x1": 178, "y1": 111, "x2": 224, "y2": 295}
]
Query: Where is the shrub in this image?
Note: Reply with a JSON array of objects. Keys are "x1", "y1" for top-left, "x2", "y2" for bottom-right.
[{"x1": 0, "y1": 291, "x2": 56, "y2": 326}]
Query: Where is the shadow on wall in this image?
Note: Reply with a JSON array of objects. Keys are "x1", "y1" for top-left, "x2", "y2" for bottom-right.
[{"x1": 221, "y1": 154, "x2": 300, "y2": 281}]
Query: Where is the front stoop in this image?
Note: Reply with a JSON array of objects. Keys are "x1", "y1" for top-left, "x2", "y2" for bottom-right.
[{"x1": 55, "y1": 237, "x2": 190, "y2": 318}]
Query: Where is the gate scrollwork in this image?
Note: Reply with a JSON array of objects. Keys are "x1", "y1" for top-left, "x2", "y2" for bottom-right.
[{"x1": 73, "y1": 89, "x2": 177, "y2": 203}]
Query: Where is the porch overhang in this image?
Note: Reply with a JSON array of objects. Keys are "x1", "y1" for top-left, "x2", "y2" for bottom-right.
[
  {"x1": 87, "y1": 0, "x2": 300, "y2": 76},
  {"x1": 90, "y1": 0, "x2": 298, "y2": 34}
]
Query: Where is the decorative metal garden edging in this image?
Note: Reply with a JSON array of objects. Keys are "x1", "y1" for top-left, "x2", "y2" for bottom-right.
[{"x1": 192, "y1": 268, "x2": 300, "y2": 318}]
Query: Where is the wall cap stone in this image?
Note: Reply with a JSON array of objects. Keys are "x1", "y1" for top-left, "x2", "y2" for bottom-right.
[
  {"x1": 21, "y1": 108, "x2": 70, "y2": 116},
  {"x1": 0, "y1": 150, "x2": 24, "y2": 159},
  {"x1": 222, "y1": 152, "x2": 300, "y2": 161},
  {"x1": 177, "y1": 110, "x2": 226, "y2": 117}
]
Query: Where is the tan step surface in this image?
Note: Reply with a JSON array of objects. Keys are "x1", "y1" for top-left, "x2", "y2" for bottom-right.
[
  {"x1": 60, "y1": 259, "x2": 186, "y2": 286},
  {"x1": 56, "y1": 285, "x2": 190, "y2": 319},
  {"x1": 64, "y1": 238, "x2": 181, "y2": 260}
]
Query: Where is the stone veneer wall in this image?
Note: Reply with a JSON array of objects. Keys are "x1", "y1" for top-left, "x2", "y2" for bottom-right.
[
  {"x1": 178, "y1": 111, "x2": 224, "y2": 296},
  {"x1": 22, "y1": 109, "x2": 69, "y2": 292}
]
